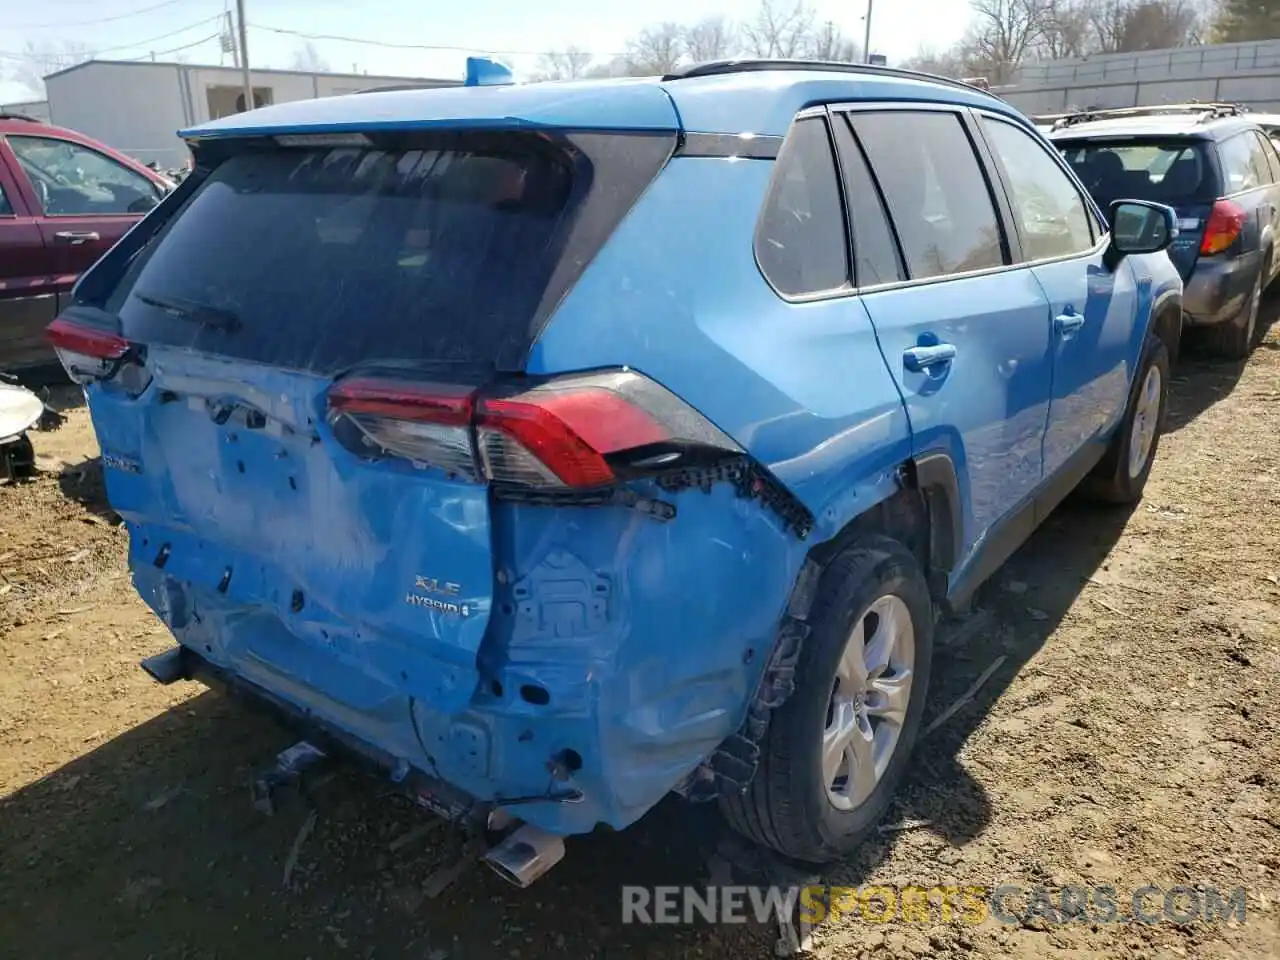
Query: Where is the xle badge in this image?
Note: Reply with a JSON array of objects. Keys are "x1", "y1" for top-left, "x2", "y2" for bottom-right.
[{"x1": 406, "y1": 575, "x2": 469, "y2": 617}]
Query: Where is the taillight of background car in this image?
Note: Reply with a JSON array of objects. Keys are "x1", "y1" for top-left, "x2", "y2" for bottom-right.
[{"x1": 1200, "y1": 199, "x2": 1247, "y2": 256}]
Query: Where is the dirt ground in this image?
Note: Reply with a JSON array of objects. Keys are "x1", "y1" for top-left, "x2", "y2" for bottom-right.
[{"x1": 1, "y1": 319, "x2": 1278, "y2": 960}]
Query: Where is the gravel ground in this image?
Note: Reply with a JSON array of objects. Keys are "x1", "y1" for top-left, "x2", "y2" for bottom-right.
[{"x1": 0, "y1": 318, "x2": 1277, "y2": 960}]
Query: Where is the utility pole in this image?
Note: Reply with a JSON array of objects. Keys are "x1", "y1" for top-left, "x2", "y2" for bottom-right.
[
  {"x1": 236, "y1": 0, "x2": 252, "y2": 111},
  {"x1": 863, "y1": 0, "x2": 874, "y2": 64}
]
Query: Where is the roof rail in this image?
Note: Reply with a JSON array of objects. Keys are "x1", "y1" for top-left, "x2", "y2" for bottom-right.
[
  {"x1": 0, "y1": 112, "x2": 41, "y2": 123},
  {"x1": 662, "y1": 59, "x2": 1002, "y2": 99},
  {"x1": 1051, "y1": 101, "x2": 1245, "y2": 130}
]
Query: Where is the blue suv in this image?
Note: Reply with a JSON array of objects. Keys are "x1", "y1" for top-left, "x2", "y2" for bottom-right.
[{"x1": 48, "y1": 59, "x2": 1181, "y2": 873}]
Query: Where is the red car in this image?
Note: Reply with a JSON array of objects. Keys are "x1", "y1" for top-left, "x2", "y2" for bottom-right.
[{"x1": 0, "y1": 113, "x2": 172, "y2": 371}]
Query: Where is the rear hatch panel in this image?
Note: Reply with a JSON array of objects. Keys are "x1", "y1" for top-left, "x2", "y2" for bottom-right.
[{"x1": 71, "y1": 124, "x2": 683, "y2": 795}]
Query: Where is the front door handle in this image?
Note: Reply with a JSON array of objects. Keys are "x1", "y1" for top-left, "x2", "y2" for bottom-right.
[
  {"x1": 53, "y1": 231, "x2": 100, "y2": 245},
  {"x1": 903, "y1": 343, "x2": 958, "y2": 372},
  {"x1": 1055, "y1": 311, "x2": 1085, "y2": 338}
]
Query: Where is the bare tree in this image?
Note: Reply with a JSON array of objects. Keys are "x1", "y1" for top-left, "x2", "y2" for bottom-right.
[
  {"x1": 534, "y1": 47, "x2": 594, "y2": 80},
  {"x1": 901, "y1": 45, "x2": 970, "y2": 77},
  {"x1": 626, "y1": 22, "x2": 685, "y2": 75},
  {"x1": 807, "y1": 21, "x2": 861, "y2": 61},
  {"x1": 683, "y1": 17, "x2": 738, "y2": 63},
  {"x1": 966, "y1": 0, "x2": 1051, "y2": 84},
  {"x1": 1214, "y1": 0, "x2": 1280, "y2": 42},
  {"x1": 741, "y1": 0, "x2": 817, "y2": 58},
  {"x1": 290, "y1": 40, "x2": 331, "y2": 73},
  {"x1": 10, "y1": 40, "x2": 94, "y2": 97},
  {"x1": 1038, "y1": 0, "x2": 1094, "y2": 57},
  {"x1": 1088, "y1": 0, "x2": 1201, "y2": 53},
  {"x1": 583, "y1": 56, "x2": 638, "y2": 79}
]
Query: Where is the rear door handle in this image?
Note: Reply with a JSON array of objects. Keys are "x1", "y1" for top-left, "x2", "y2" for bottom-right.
[
  {"x1": 53, "y1": 231, "x2": 100, "y2": 245},
  {"x1": 1055, "y1": 311, "x2": 1085, "y2": 337},
  {"x1": 903, "y1": 343, "x2": 958, "y2": 372}
]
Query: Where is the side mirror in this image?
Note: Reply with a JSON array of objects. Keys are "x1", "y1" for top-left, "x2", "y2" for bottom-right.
[{"x1": 1108, "y1": 199, "x2": 1178, "y2": 258}]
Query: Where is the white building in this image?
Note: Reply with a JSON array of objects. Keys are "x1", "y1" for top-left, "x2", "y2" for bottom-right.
[{"x1": 43, "y1": 59, "x2": 459, "y2": 169}]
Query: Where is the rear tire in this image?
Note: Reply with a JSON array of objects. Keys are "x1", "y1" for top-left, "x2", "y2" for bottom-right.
[
  {"x1": 1085, "y1": 334, "x2": 1169, "y2": 504},
  {"x1": 1207, "y1": 265, "x2": 1262, "y2": 360},
  {"x1": 719, "y1": 535, "x2": 933, "y2": 864}
]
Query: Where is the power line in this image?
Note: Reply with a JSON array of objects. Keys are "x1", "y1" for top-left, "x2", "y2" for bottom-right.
[
  {"x1": 85, "y1": 15, "x2": 226, "y2": 56},
  {"x1": 0, "y1": 16, "x2": 223, "y2": 65},
  {"x1": 122, "y1": 30, "x2": 223, "y2": 61},
  {"x1": 252, "y1": 23, "x2": 626, "y2": 59},
  {"x1": 9, "y1": 0, "x2": 195, "y2": 30}
]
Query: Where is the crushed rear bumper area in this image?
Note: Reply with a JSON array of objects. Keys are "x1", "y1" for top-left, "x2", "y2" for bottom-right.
[{"x1": 141, "y1": 645, "x2": 489, "y2": 827}]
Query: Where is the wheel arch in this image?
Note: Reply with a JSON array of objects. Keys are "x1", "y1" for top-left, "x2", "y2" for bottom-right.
[
  {"x1": 804, "y1": 452, "x2": 962, "y2": 602},
  {"x1": 1148, "y1": 287, "x2": 1183, "y2": 367}
]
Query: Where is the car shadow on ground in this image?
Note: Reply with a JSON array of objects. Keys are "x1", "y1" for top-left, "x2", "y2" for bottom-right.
[
  {"x1": 1166, "y1": 290, "x2": 1280, "y2": 433},
  {"x1": 0, "y1": 354, "x2": 1251, "y2": 958}
]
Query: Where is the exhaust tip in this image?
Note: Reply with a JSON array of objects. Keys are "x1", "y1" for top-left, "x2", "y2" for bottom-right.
[
  {"x1": 482, "y1": 824, "x2": 566, "y2": 888},
  {"x1": 140, "y1": 647, "x2": 189, "y2": 685}
]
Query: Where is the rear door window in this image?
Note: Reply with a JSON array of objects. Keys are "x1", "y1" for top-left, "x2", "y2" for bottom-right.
[
  {"x1": 850, "y1": 110, "x2": 1005, "y2": 281},
  {"x1": 755, "y1": 117, "x2": 850, "y2": 296},
  {"x1": 1059, "y1": 139, "x2": 1213, "y2": 207},
  {"x1": 0, "y1": 182, "x2": 11, "y2": 216},
  {"x1": 829, "y1": 115, "x2": 904, "y2": 287},
  {"x1": 101, "y1": 138, "x2": 601, "y2": 373}
]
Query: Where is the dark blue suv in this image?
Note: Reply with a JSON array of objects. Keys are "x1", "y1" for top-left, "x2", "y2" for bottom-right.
[
  {"x1": 1053, "y1": 103, "x2": 1280, "y2": 359},
  {"x1": 48, "y1": 59, "x2": 1181, "y2": 874}
]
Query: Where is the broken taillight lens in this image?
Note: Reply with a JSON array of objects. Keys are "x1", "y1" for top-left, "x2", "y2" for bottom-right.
[
  {"x1": 326, "y1": 369, "x2": 740, "y2": 490},
  {"x1": 47, "y1": 316, "x2": 129, "y2": 384},
  {"x1": 327, "y1": 378, "x2": 479, "y2": 477},
  {"x1": 46, "y1": 314, "x2": 150, "y2": 395}
]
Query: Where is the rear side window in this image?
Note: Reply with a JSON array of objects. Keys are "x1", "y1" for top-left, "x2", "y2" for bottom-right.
[
  {"x1": 850, "y1": 111, "x2": 1005, "y2": 281},
  {"x1": 0, "y1": 183, "x2": 11, "y2": 216},
  {"x1": 1217, "y1": 134, "x2": 1268, "y2": 194},
  {"x1": 830, "y1": 115, "x2": 904, "y2": 286},
  {"x1": 981, "y1": 117, "x2": 1095, "y2": 261},
  {"x1": 1059, "y1": 139, "x2": 1213, "y2": 207},
  {"x1": 1256, "y1": 131, "x2": 1280, "y2": 183},
  {"x1": 755, "y1": 117, "x2": 850, "y2": 296},
  {"x1": 96, "y1": 132, "x2": 672, "y2": 373}
]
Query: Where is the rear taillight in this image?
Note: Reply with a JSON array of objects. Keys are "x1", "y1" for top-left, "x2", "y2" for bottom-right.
[
  {"x1": 328, "y1": 378, "x2": 477, "y2": 477},
  {"x1": 47, "y1": 315, "x2": 150, "y2": 395},
  {"x1": 326, "y1": 369, "x2": 740, "y2": 490},
  {"x1": 1200, "y1": 199, "x2": 1247, "y2": 256}
]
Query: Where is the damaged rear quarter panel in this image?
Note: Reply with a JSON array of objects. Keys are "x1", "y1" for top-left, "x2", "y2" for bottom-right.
[{"x1": 476, "y1": 484, "x2": 804, "y2": 830}]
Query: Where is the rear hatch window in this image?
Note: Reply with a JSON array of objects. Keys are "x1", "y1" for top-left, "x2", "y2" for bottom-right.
[
  {"x1": 1058, "y1": 137, "x2": 1217, "y2": 278},
  {"x1": 1058, "y1": 139, "x2": 1217, "y2": 208},
  {"x1": 99, "y1": 131, "x2": 674, "y2": 373}
]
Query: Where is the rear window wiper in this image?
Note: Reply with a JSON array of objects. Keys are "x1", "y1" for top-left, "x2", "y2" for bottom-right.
[{"x1": 134, "y1": 291, "x2": 242, "y2": 333}]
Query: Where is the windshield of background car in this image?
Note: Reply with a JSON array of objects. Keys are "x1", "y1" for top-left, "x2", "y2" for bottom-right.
[{"x1": 1057, "y1": 139, "x2": 1216, "y2": 208}]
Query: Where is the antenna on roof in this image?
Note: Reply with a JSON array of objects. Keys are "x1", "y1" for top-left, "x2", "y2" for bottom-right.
[{"x1": 465, "y1": 56, "x2": 514, "y2": 87}]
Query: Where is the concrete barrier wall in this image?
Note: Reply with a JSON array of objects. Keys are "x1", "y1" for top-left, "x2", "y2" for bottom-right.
[{"x1": 996, "y1": 39, "x2": 1280, "y2": 116}]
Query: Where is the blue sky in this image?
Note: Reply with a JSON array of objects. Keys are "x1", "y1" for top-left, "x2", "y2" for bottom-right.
[{"x1": 0, "y1": 0, "x2": 976, "y2": 102}]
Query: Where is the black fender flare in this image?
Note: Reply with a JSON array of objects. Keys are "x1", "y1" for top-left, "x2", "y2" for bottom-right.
[
  {"x1": 1147, "y1": 287, "x2": 1183, "y2": 365},
  {"x1": 909, "y1": 451, "x2": 963, "y2": 591}
]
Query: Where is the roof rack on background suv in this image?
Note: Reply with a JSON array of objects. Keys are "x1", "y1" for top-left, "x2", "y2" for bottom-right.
[
  {"x1": 662, "y1": 59, "x2": 1001, "y2": 99},
  {"x1": 1052, "y1": 101, "x2": 1246, "y2": 130}
]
